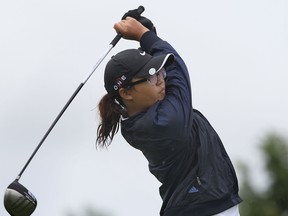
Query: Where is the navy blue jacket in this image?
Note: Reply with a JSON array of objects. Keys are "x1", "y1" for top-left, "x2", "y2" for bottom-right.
[{"x1": 121, "y1": 31, "x2": 242, "y2": 216}]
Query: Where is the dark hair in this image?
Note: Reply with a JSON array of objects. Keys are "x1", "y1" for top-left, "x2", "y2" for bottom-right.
[{"x1": 96, "y1": 93, "x2": 125, "y2": 148}]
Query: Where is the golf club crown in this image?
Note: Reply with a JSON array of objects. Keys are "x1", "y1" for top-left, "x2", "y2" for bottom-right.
[{"x1": 4, "y1": 180, "x2": 37, "y2": 216}]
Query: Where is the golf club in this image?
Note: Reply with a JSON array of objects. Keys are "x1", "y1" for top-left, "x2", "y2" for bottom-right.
[{"x1": 3, "y1": 5, "x2": 145, "y2": 216}]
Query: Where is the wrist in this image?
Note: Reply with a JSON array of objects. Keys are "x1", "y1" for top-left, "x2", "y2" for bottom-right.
[
  {"x1": 137, "y1": 28, "x2": 149, "y2": 41},
  {"x1": 140, "y1": 31, "x2": 161, "y2": 51}
]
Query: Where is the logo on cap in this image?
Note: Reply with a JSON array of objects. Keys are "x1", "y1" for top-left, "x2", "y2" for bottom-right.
[
  {"x1": 113, "y1": 75, "x2": 127, "y2": 91},
  {"x1": 140, "y1": 51, "x2": 146, "y2": 56}
]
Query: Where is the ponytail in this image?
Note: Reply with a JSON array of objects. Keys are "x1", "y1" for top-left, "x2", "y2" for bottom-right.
[{"x1": 96, "y1": 94, "x2": 125, "y2": 148}]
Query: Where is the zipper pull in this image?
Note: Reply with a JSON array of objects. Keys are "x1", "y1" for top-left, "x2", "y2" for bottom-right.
[{"x1": 197, "y1": 176, "x2": 202, "y2": 185}]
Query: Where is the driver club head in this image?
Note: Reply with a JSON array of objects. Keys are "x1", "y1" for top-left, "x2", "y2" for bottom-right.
[{"x1": 4, "y1": 180, "x2": 37, "y2": 216}]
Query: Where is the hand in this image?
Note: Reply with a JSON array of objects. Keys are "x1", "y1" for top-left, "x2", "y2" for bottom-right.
[
  {"x1": 121, "y1": 7, "x2": 143, "y2": 20},
  {"x1": 138, "y1": 16, "x2": 157, "y2": 34},
  {"x1": 114, "y1": 17, "x2": 149, "y2": 41},
  {"x1": 122, "y1": 8, "x2": 156, "y2": 34}
]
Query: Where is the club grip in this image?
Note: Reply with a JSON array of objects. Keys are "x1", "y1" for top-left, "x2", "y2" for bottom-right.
[
  {"x1": 110, "y1": 5, "x2": 145, "y2": 46},
  {"x1": 137, "y1": 5, "x2": 145, "y2": 16},
  {"x1": 110, "y1": 34, "x2": 122, "y2": 47}
]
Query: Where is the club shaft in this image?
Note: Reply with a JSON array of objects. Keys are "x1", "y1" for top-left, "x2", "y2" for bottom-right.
[
  {"x1": 82, "y1": 44, "x2": 114, "y2": 84},
  {"x1": 16, "y1": 4, "x2": 145, "y2": 180},
  {"x1": 17, "y1": 82, "x2": 84, "y2": 180},
  {"x1": 16, "y1": 39, "x2": 119, "y2": 180}
]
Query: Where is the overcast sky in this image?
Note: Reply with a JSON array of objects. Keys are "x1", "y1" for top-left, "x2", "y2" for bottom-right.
[{"x1": 1, "y1": 0, "x2": 287, "y2": 215}]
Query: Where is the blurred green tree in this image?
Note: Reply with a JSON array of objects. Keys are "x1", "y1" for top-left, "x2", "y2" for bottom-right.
[{"x1": 239, "y1": 133, "x2": 288, "y2": 216}]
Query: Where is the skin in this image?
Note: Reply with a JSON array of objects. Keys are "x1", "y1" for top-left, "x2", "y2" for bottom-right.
[
  {"x1": 114, "y1": 16, "x2": 149, "y2": 41},
  {"x1": 114, "y1": 17, "x2": 166, "y2": 116},
  {"x1": 119, "y1": 76, "x2": 166, "y2": 116}
]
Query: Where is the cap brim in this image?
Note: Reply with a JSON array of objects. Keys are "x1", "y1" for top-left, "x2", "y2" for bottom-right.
[{"x1": 135, "y1": 53, "x2": 175, "y2": 77}]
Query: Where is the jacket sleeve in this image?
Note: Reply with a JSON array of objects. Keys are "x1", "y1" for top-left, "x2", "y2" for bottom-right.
[{"x1": 139, "y1": 31, "x2": 194, "y2": 138}]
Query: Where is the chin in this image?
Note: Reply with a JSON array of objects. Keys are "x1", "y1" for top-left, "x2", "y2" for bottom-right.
[{"x1": 158, "y1": 95, "x2": 165, "y2": 101}]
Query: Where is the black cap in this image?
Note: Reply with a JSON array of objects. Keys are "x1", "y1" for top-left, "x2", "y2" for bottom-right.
[{"x1": 104, "y1": 49, "x2": 174, "y2": 94}]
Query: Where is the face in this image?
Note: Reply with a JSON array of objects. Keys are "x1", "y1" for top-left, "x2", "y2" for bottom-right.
[{"x1": 120, "y1": 68, "x2": 167, "y2": 114}]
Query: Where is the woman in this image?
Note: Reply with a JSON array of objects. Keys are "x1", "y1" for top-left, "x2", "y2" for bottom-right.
[{"x1": 97, "y1": 16, "x2": 242, "y2": 216}]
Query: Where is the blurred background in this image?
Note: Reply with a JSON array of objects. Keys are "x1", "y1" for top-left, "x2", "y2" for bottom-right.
[{"x1": 1, "y1": 0, "x2": 287, "y2": 215}]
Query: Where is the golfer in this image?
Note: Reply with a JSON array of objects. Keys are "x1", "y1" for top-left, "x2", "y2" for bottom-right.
[{"x1": 96, "y1": 16, "x2": 242, "y2": 216}]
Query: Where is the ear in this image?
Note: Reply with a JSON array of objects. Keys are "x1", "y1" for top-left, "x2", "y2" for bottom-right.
[{"x1": 118, "y1": 88, "x2": 133, "y2": 101}]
